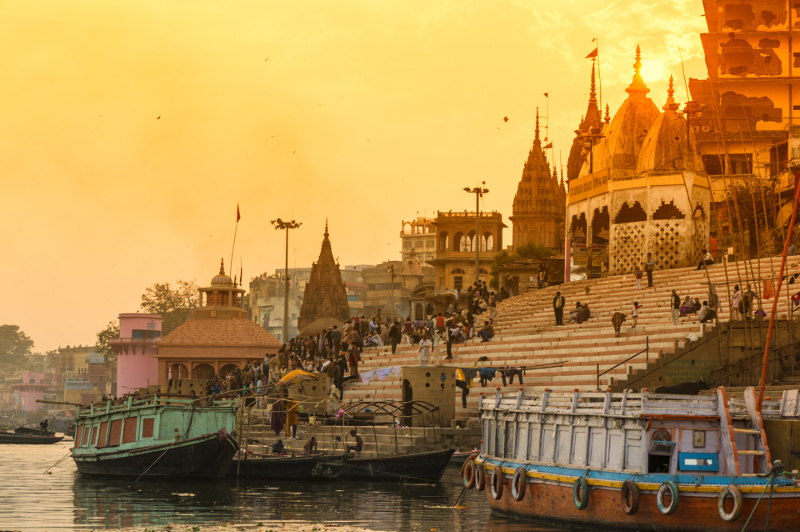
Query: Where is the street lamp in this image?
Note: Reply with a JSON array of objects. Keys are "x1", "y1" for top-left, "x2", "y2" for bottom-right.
[
  {"x1": 464, "y1": 182, "x2": 489, "y2": 284},
  {"x1": 271, "y1": 218, "x2": 302, "y2": 344}
]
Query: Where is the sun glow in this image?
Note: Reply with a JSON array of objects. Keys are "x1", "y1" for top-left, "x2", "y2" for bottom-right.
[{"x1": 640, "y1": 59, "x2": 667, "y2": 83}]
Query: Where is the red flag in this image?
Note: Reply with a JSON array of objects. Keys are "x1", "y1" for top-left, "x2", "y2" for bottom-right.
[
  {"x1": 236, "y1": 204, "x2": 241, "y2": 222},
  {"x1": 586, "y1": 47, "x2": 598, "y2": 59},
  {"x1": 543, "y1": 142, "x2": 553, "y2": 149}
]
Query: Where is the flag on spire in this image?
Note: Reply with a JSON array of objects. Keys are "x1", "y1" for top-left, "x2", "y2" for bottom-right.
[
  {"x1": 586, "y1": 48, "x2": 598, "y2": 59},
  {"x1": 544, "y1": 92, "x2": 549, "y2": 98},
  {"x1": 543, "y1": 142, "x2": 553, "y2": 149},
  {"x1": 236, "y1": 203, "x2": 241, "y2": 222}
]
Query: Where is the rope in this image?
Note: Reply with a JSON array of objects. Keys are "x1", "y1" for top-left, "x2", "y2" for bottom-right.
[
  {"x1": 134, "y1": 439, "x2": 180, "y2": 482},
  {"x1": 43, "y1": 450, "x2": 73, "y2": 474},
  {"x1": 740, "y1": 472, "x2": 775, "y2": 532}
]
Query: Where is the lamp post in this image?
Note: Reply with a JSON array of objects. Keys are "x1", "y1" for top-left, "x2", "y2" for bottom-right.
[
  {"x1": 464, "y1": 182, "x2": 489, "y2": 284},
  {"x1": 388, "y1": 264, "x2": 395, "y2": 325},
  {"x1": 271, "y1": 218, "x2": 302, "y2": 344}
]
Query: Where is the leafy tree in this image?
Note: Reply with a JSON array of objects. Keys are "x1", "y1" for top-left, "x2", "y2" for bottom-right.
[
  {"x1": 0, "y1": 324, "x2": 34, "y2": 367},
  {"x1": 515, "y1": 243, "x2": 556, "y2": 260},
  {"x1": 96, "y1": 320, "x2": 120, "y2": 367},
  {"x1": 140, "y1": 280, "x2": 199, "y2": 335}
]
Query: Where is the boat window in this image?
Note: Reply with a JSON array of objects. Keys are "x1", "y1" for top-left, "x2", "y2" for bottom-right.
[
  {"x1": 82, "y1": 426, "x2": 91, "y2": 447},
  {"x1": 90, "y1": 426, "x2": 98, "y2": 446},
  {"x1": 97, "y1": 422, "x2": 108, "y2": 448},
  {"x1": 648, "y1": 428, "x2": 675, "y2": 473},
  {"x1": 141, "y1": 418, "x2": 155, "y2": 438},
  {"x1": 108, "y1": 420, "x2": 123, "y2": 447},
  {"x1": 679, "y1": 453, "x2": 718, "y2": 472},
  {"x1": 123, "y1": 417, "x2": 138, "y2": 444}
]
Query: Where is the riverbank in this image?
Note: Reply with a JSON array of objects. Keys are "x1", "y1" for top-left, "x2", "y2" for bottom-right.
[{"x1": 95, "y1": 523, "x2": 376, "y2": 532}]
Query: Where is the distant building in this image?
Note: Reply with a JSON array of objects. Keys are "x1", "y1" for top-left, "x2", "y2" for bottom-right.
[
  {"x1": 109, "y1": 313, "x2": 161, "y2": 394},
  {"x1": 509, "y1": 110, "x2": 566, "y2": 251},
  {"x1": 11, "y1": 372, "x2": 48, "y2": 411},
  {"x1": 429, "y1": 210, "x2": 506, "y2": 290},
  {"x1": 297, "y1": 222, "x2": 351, "y2": 330},
  {"x1": 248, "y1": 274, "x2": 302, "y2": 342},
  {"x1": 156, "y1": 260, "x2": 281, "y2": 383},
  {"x1": 400, "y1": 218, "x2": 436, "y2": 264}
]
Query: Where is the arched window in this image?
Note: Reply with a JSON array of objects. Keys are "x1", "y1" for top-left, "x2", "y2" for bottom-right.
[
  {"x1": 652, "y1": 200, "x2": 686, "y2": 220},
  {"x1": 193, "y1": 363, "x2": 215, "y2": 380},
  {"x1": 438, "y1": 232, "x2": 449, "y2": 251},
  {"x1": 614, "y1": 202, "x2": 647, "y2": 224},
  {"x1": 455, "y1": 231, "x2": 466, "y2": 251},
  {"x1": 167, "y1": 363, "x2": 188, "y2": 380},
  {"x1": 467, "y1": 231, "x2": 476, "y2": 252},
  {"x1": 451, "y1": 268, "x2": 466, "y2": 274},
  {"x1": 482, "y1": 232, "x2": 494, "y2": 252}
]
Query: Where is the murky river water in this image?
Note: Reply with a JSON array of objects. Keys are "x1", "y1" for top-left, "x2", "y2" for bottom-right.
[{"x1": 1, "y1": 440, "x2": 583, "y2": 531}]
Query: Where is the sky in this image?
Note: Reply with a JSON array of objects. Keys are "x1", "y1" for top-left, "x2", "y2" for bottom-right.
[{"x1": 0, "y1": 0, "x2": 708, "y2": 352}]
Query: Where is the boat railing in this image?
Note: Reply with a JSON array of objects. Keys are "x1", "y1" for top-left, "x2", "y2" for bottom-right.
[{"x1": 76, "y1": 394, "x2": 238, "y2": 419}]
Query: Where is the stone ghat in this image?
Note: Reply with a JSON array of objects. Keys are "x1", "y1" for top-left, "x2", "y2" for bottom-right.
[{"x1": 341, "y1": 254, "x2": 800, "y2": 417}]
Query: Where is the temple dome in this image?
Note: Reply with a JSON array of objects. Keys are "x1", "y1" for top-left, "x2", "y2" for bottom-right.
[
  {"x1": 211, "y1": 259, "x2": 234, "y2": 285},
  {"x1": 579, "y1": 46, "x2": 660, "y2": 178}
]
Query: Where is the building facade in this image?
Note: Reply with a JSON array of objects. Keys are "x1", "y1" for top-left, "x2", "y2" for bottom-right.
[
  {"x1": 400, "y1": 218, "x2": 436, "y2": 264},
  {"x1": 109, "y1": 313, "x2": 161, "y2": 394}
]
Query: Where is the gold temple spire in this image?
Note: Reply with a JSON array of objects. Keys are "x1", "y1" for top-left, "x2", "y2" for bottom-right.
[
  {"x1": 663, "y1": 75, "x2": 680, "y2": 111},
  {"x1": 625, "y1": 45, "x2": 650, "y2": 97}
]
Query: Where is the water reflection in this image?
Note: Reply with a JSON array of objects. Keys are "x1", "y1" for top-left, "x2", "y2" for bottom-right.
[{"x1": 2, "y1": 443, "x2": 580, "y2": 531}]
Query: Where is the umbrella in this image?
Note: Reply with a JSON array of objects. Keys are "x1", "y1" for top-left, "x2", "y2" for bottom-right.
[{"x1": 277, "y1": 369, "x2": 320, "y2": 388}]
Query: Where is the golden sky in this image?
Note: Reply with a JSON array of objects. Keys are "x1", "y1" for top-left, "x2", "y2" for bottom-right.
[{"x1": 0, "y1": 0, "x2": 707, "y2": 351}]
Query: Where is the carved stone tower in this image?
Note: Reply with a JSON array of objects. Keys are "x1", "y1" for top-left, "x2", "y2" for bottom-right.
[{"x1": 298, "y1": 222, "x2": 351, "y2": 329}]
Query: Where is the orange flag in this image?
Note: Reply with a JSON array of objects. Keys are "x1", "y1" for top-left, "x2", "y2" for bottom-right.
[{"x1": 236, "y1": 203, "x2": 241, "y2": 222}]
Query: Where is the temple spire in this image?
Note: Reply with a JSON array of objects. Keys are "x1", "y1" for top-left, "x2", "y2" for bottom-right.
[
  {"x1": 625, "y1": 45, "x2": 650, "y2": 97},
  {"x1": 219, "y1": 258, "x2": 225, "y2": 275},
  {"x1": 324, "y1": 219, "x2": 329, "y2": 241},
  {"x1": 604, "y1": 104, "x2": 611, "y2": 123},
  {"x1": 663, "y1": 74, "x2": 679, "y2": 111},
  {"x1": 534, "y1": 108, "x2": 541, "y2": 145},
  {"x1": 589, "y1": 61, "x2": 598, "y2": 106}
]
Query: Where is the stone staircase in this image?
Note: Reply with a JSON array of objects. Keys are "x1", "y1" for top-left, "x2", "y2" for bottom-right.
[{"x1": 344, "y1": 254, "x2": 800, "y2": 417}]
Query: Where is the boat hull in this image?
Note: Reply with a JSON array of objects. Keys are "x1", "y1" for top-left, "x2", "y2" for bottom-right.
[
  {"x1": 230, "y1": 454, "x2": 348, "y2": 480},
  {"x1": 73, "y1": 430, "x2": 237, "y2": 479},
  {"x1": 340, "y1": 448, "x2": 454, "y2": 481},
  {"x1": 477, "y1": 460, "x2": 800, "y2": 532},
  {"x1": 0, "y1": 432, "x2": 64, "y2": 444}
]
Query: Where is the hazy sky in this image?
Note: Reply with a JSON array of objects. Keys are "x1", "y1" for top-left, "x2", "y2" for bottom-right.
[{"x1": 0, "y1": 0, "x2": 707, "y2": 351}]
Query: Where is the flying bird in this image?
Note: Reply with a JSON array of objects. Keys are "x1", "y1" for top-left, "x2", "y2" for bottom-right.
[
  {"x1": 503, "y1": 116, "x2": 508, "y2": 122},
  {"x1": 265, "y1": 57, "x2": 270, "y2": 61},
  {"x1": 157, "y1": 116, "x2": 161, "y2": 120}
]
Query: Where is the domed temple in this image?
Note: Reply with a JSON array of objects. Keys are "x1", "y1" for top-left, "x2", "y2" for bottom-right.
[
  {"x1": 566, "y1": 47, "x2": 711, "y2": 275},
  {"x1": 155, "y1": 259, "x2": 281, "y2": 383}
]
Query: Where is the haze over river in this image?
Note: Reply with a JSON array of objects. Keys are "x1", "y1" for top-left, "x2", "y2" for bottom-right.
[{"x1": 1, "y1": 441, "x2": 583, "y2": 531}]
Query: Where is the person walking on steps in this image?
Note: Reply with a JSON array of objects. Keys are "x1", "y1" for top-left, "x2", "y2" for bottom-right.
[
  {"x1": 645, "y1": 253, "x2": 655, "y2": 287},
  {"x1": 553, "y1": 291, "x2": 565, "y2": 326},
  {"x1": 671, "y1": 289, "x2": 681, "y2": 325}
]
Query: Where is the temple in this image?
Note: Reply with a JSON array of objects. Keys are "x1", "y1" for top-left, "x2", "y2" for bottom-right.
[
  {"x1": 297, "y1": 222, "x2": 351, "y2": 330},
  {"x1": 509, "y1": 109, "x2": 566, "y2": 250},
  {"x1": 155, "y1": 259, "x2": 281, "y2": 382},
  {"x1": 567, "y1": 47, "x2": 712, "y2": 275}
]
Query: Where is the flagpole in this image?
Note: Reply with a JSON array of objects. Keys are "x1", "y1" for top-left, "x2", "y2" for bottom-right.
[
  {"x1": 595, "y1": 38, "x2": 602, "y2": 113},
  {"x1": 230, "y1": 204, "x2": 240, "y2": 276}
]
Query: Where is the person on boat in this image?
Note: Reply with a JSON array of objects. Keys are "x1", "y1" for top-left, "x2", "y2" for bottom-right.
[
  {"x1": 272, "y1": 439, "x2": 285, "y2": 455},
  {"x1": 304, "y1": 436, "x2": 318, "y2": 455},
  {"x1": 418, "y1": 332, "x2": 432, "y2": 367},
  {"x1": 39, "y1": 419, "x2": 49, "y2": 431},
  {"x1": 346, "y1": 430, "x2": 363, "y2": 454}
]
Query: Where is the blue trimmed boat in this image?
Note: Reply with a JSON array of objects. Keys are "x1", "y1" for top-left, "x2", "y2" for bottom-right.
[
  {"x1": 72, "y1": 395, "x2": 238, "y2": 479},
  {"x1": 463, "y1": 386, "x2": 800, "y2": 531}
]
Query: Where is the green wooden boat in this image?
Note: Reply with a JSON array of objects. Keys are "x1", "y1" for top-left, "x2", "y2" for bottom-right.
[{"x1": 72, "y1": 395, "x2": 239, "y2": 479}]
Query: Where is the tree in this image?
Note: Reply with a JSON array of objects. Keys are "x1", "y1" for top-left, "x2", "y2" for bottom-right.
[
  {"x1": 140, "y1": 280, "x2": 199, "y2": 335},
  {"x1": 0, "y1": 325, "x2": 34, "y2": 367},
  {"x1": 96, "y1": 320, "x2": 120, "y2": 367},
  {"x1": 490, "y1": 245, "x2": 556, "y2": 289}
]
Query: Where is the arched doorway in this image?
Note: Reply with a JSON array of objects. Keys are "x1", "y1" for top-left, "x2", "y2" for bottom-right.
[
  {"x1": 414, "y1": 303, "x2": 424, "y2": 321},
  {"x1": 219, "y1": 364, "x2": 239, "y2": 377}
]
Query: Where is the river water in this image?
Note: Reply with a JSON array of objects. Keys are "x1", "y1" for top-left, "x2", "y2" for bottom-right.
[{"x1": 1, "y1": 440, "x2": 580, "y2": 532}]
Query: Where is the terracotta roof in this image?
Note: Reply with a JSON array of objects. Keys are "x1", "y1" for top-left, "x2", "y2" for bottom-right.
[{"x1": 159, "y1": 317, "x2": 281, "y2": 347}]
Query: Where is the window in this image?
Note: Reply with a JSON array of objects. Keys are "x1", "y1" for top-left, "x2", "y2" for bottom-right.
[
  {"x1": 728, "y1": 154, "x2": 753, "y2": 175},
  {"x1": 438, "y1": 232, "x2": 449, "y2": 251},
  {"x1": 454, "y1": 276, "x2": 463, "y2": 290},
  {"x1": 702, "y1": 155, "x2": 724, "y2": 176}
]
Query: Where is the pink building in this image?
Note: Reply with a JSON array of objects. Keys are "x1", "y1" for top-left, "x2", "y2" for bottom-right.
[
  {"x1": 11, "y1": 372, "x2": 48, "y2": 411},
  {"x1": 109, "y1": 313, "x2": 162, "y2": 394}
]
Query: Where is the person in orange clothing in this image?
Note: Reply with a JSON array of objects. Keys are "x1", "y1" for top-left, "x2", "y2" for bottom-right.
[{"x1": 285, "y1": 395, "x2": 300, "y2": 440}]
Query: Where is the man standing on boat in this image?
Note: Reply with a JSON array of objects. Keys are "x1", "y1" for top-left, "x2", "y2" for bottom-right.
[{"x1": 346, "y1": 430, "x2": 363, "y2": 454}]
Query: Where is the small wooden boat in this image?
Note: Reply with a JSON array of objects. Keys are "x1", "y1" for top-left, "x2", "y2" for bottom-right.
[
  {"x1": 0, "y1": 430, "x2": 64, "y2": 444},
  {"x1": 231, "y1": 452, "x2": 349, "y2": 480},
  {"x1": 72, "y1": 395, "x2": 239, "y2": 479},
  {"x1": 340, "y1": 448, "x2": 454, "y2": 481}
]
